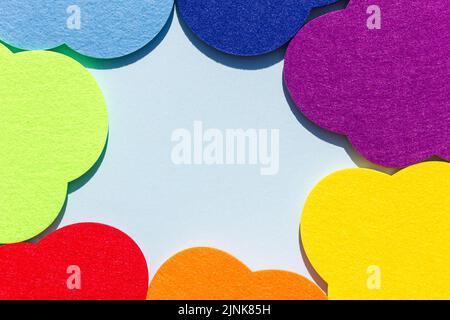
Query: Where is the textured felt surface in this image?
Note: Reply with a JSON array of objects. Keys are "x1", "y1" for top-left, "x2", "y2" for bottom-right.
[
  {"x1": 0, "y1": 44, "x2": 108, "y2": 243},
  {"x1": 300, "y1": 161, "x2": 450, "y2": 300},
  {"x1": 0, "y1": 223, "x2": 148, "y2": 300},
  {"x1": 0, "y1": 0, "x2": 174, "y2": 59},
  {"x1": 284, "y1": 0, "x2": 449, "y2": 168},
  {"x1": 147, "y1": 247, "x2": 326, "y2": 300},
  {"x1": 177, "y1": 0, "x2": 339, "y2": 56}
]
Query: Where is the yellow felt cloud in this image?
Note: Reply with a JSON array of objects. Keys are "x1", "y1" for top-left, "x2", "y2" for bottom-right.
[
  {"x1": 300, "y1": 161, "x2": 450, "y2": 300},
  {"x1": 0, "y1": 44, "x2": 108, "y2": 243}
]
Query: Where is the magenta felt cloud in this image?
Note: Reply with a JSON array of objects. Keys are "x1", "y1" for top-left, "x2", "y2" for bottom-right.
[{"x1": 284, "y1": 0, "x2": 450, "y2": 168}]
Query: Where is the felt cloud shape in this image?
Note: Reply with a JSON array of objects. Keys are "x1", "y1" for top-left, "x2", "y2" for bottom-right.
[
  {"x1": 284, "y1": 0, "x2": 449, "y2": 168},
  {"x1": 0, "y1": 0, "x2": 174, "y2": 59},
  {"x1": 147, "y1": 247, "x2": 326, "y2": 300},
  {"x1": 177, "y1": 0, "x2": 339, "y2": 56},
  {"x1": 300, "y1": 161, "x2": 450, "y2": 300},
  {"x1": 0, "y1": 44, "x2": 108, "y2": 243},
  {"x1": 0, "y1": 223, "x2": 149, "y2": 300}
]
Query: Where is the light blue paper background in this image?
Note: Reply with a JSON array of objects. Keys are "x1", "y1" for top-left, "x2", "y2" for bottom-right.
[{"x1": 56, "y1": 1, "x2": 383, "y2": 282}]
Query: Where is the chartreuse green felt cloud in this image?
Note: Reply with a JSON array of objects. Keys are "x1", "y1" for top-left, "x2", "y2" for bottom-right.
[{"x1": 0, "y1": 44, "x2": 108, "y2": 243}]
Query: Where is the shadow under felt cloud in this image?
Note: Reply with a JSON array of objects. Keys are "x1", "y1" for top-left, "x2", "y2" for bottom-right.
[
  {"x1": 27, "y1": 138, "x2": 109, "y2": 244},
  {"x1": 53, "y1": 9, "x2": 175, "y2": 70},
  {"x1": 306, "y1": 0, "x2": 350, "y2": 23},
  {"x1": 177, "y1": 0, "x2": 350, "y2": 70},
  {"x1": 2, "y1": 9, "x2": 175, "y2": 70},
  {"x1": 299, "y1": 229, "x2": 328, "y2": 294},
  {"x1": 28, "y1": 197, "x2": 68, "y2": 244},
  {"x1": 282, "y1": 78, "x2": 397, "y2": 174},
  {"x1": 176, "y1": 7, "x2": 285, "y2": 70},
  {"x1": 68, "y1": 136, "x2": 109, "y2": 194}
]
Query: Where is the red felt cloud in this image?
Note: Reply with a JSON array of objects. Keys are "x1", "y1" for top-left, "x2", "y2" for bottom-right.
[{"x1": 0, "y1": 223, "x2": 148, "y2": 300}]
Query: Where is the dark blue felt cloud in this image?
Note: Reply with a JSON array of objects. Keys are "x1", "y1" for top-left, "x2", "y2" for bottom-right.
[
  {"x1": 176, "y1": 0, "x2": 338, "y2": 56},
  {"x1": 0, "y1": 0, "x2": 174, "y2": 59}
]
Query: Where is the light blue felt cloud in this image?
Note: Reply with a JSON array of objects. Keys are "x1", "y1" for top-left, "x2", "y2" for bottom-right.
[{"x1": 0, "y1": 0, "x2": 174, "y2": 59}]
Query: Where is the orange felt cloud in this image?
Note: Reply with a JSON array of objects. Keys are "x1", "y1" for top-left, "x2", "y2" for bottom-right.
[{"x1": 147, "y1": 247, "x2": 326, "y2": 300}]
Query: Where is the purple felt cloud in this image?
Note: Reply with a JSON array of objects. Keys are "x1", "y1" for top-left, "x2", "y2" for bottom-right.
[{"x1": 284, "y1": 0, "x2": 449, "y2": 168}]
